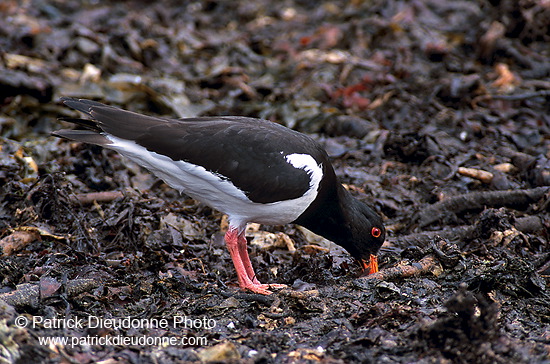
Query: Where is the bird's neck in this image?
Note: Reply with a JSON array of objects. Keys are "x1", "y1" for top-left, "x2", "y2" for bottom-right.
[{"x1": 294, "y1": 181, "x2": 354, "y2": 244}]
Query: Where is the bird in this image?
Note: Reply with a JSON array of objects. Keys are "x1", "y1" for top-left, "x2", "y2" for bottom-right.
[{"x1": 53, "y1": 97, "x2": 385, "y2": 295}]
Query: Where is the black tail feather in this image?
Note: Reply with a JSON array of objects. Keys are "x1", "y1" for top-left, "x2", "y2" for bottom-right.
[
  {"x1": 60, "y1": 97, "x2": 113, "y2": 116},
  {"x1": 57, "y1": 117, "x2": 101, "y2": 131},
  {"x1": 51, "y1": 129, "x2": 110, "y2": 146}
]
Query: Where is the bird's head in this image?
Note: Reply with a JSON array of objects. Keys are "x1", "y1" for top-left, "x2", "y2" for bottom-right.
[{"x1": 341, "y1": 196, "x2": 385, "y2": 274}]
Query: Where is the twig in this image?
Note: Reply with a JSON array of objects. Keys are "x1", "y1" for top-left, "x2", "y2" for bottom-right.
[
  {"x1": 74, "y1": 191, "x2": 124, "y2": 205},
  {"x1": 389, "y1": 215, "x2": 545, "y2": 249},
  {"x1": 1, "y1": 227, "x2": 67, "y2": 256},
  {"x1": 360, "y1": 255, "x2": 441, "y2": 280},
  {"x1": 415, "y1": 187, "x2": 549, "y2": 227},
  {"x1": 278, "y1": 289, "x2": 319, "y2": 299},
  {"x1": 0, "y1": 230, "x2": 40, "y2": 256},
  {"x1": 388, "y1": 226, "x2": 474, "y2": 249},
  {"x1": 457, "y1": 167, "x2": 493, "y2": 184},
  {"x1": 472, "y1": 90, "x2": 550, "y2": 108}
]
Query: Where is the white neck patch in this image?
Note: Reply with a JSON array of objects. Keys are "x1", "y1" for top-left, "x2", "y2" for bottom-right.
[{"x1": 284, "y1": 153, "x2": 323, "y2": 191}]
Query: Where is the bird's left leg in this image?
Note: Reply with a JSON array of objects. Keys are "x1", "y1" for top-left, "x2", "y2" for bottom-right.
[
  {"x1": 235, "y1": 227, "x2": 287, "y2": 290},
  {"x1": 225, "y1": 226, "x2": 286, "y2": 294},
  {"x1": 235, "y1": 230, "x2": 260, "y2": 285}
]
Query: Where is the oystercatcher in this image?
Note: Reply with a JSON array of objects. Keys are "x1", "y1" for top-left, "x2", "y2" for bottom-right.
[{"x1": 53, "y1": 98, "x2": 385, "y2": 294}]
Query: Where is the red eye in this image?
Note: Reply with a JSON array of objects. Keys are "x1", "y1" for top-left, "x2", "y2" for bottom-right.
[{"x1": 371, "y1": 227, "x2": 382, "y2": 238}]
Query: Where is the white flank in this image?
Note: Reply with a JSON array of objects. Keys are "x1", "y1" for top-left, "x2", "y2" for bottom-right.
[{"x1": 105, "y1": 136, "x2": 323, "y2": 229}]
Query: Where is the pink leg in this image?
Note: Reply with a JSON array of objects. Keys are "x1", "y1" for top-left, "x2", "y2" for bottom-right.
[
  {"x1": 224, "y1": 227, "x2": 286, "y2": 295},
  {"x1": 236, "y1": 232, "x2": 261, "y2": 285}
]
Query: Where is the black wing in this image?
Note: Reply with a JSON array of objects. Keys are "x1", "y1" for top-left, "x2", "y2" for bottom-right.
[{"x1": 55, "y1": 98, "x2": 331, "y2": 203}]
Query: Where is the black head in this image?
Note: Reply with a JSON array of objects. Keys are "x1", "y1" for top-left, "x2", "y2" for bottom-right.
[
  {"x1": 342, "y1": 196, "x2": 385, "y2": 262},
  {"x1": 293, "y1": 180, "x2": 385, "y2": 273},
  {"x1": 297, "y1": 186, "x2": 385, "y2": 271}
]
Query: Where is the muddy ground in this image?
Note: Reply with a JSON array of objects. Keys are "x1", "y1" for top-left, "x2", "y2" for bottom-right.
[{"x1": 0, "y1": 0, "x2": 549, "y2": 363}]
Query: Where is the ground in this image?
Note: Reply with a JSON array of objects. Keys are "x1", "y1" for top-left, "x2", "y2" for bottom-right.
[{"x1": 0, "y1": 0, "x2": 549, "y2": 363}]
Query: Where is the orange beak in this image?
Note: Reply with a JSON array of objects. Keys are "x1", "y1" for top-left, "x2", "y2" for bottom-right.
[{"x1": 361, "y1": 254, "x2": 378, "y2": 274}]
